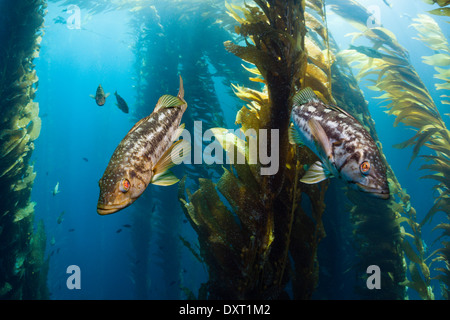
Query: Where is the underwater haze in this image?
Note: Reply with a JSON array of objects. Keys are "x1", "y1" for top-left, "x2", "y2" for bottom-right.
[{"x1": 1, "y1": 0, "x2": 449, "y2": 301}]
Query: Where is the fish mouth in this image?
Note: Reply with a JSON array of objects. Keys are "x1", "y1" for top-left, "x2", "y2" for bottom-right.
[
  {"x1": 97, "y1": 201, "x2": 131, "y2": 215},
  {"x1": 355, "y1": 183, "x2": 390, "y2": 200}
]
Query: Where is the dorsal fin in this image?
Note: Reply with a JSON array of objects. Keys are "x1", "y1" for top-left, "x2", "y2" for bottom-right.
[
  {"x1": 327, "y1": 104, "x2": 358, "y2": 121},
  {"x1": 177, "y1": 75, "x2": 187, "y2": 112},
  {"x1": 293, "y1": 87, "x2": 320, "y2": 105},
  {"x1": 177, "y1": 75, "x2": 184, "y2": 101},
  {"x1": 288, "y1": 123, "x2": 304, "y2": 145},
  {"x1": 154, "y1": 94, "x2": 184, "y2": 113},
  {"x1": 294, "y1": 87, "x2": 359, "y2": 124}
]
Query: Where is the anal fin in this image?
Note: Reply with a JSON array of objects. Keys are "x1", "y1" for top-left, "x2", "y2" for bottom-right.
[{"x1": 288, "y1": 123, "x2": 304, "y2": 146}]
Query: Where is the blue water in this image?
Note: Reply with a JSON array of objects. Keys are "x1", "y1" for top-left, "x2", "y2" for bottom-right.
[{"x1": 29, "y1": 0, "x2": 449, "y2": 300}]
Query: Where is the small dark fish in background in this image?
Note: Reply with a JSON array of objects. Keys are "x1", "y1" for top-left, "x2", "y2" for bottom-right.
[
  {"x1": 122, "y1": 224, "x2": 132, "y2": 228},
  {"x1": 68, "y1": 228, "x2": 75, "y2": 232},
  {"x1": 57, "y1": 211, "x2": 65, "y2": 224},
  {"x1": 116, "y1": 228, "x2": 122, "y2": 233},
  {"x1": 90, "y1": 84, "x2": 110, "y2": 106},
  {"x1": 53, "y1": 16, "x2": 66, "y2": 25},
  {"x1": 114, "y1": 91, "x2": 129, "y2": 113},
  {"x1": 82, "y1": 157, "x2": 89, "y2": 162}
]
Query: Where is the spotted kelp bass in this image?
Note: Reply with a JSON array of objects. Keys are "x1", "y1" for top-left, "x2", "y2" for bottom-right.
[
  {"x1": 90, "y1": 84, "x2": 110, "y2": 106},
  {"x1": 290, "y1": 87, "x2": 390, "y2": 199},
  {"x1": 97, "y1": 76, "x2": 190, "y2": 215}
]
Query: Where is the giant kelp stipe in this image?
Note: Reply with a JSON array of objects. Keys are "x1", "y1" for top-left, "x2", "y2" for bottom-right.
[
  {"x1": 0, "y1": 0, "x2": 48, "y2": 299},
  {"x1": 0, "y1": 0, "x2": 448, "y2": 301}
]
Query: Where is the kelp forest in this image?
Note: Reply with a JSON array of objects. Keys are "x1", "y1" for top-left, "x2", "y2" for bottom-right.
[
  {"x1": 0, "y1": 0, "x2": 449, "y2": 300},
  {"x1": 0, "y1": 0, "x2": 48, "y2": 299}
]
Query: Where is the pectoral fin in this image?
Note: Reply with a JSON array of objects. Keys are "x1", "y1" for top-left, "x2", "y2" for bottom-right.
[
  {"x1": 105, "y1": 93, "x2": 110, "y2": 98},
  {"x1": 89, "y1": 94, "x2": 95, "y2": 99},
  {"x1": 308, "y1": 118, "x2": 333, "y2": 161},
  {"x1": 151, "y1": 139, "x2": 191, "y2": 186},
  {"x1": 288, "y1": 123, "x2": 304, "y2": 146},
  {"x1": 300, "y1": 161, "x2": 333, "y2": 184}
]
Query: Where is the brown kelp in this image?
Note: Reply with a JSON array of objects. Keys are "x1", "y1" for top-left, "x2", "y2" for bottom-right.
[
  {"x1": 411, "y1": 14, "x2": 450, "y2": 97},
  {"x1": 303, "y1": 0, "x2": 407, "y2": 299},
  {"x1": 175, "y1": 0, "x2": 410, "y2": 300},
  {"x1": 411, "y1": 13, "x2": 450, "y2": 299},
  {"x1": 424, "y1": 0, "x2": 450, "y2": 17},
  {"x1": 0, "y1": 0, "x2": 48, "y2": 299},
  {"x1": 330, "y1": 51, "x2": 408, "y2": 300},
  {"x1": 333, "y1": 4, "x2": 428, "y2": 298},
  {"x1": 178, "y1": 0, "x2": 312, "y2": 299},
  {"x1": 334, "y1": 0, "x2": 449, "y2": 299},
  {"x1": 178, "y1": 0, "x2": 358, "y2": 299}
]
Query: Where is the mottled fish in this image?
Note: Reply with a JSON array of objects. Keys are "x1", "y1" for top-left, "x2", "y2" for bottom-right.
[
  {"x1": 90, "y1": 84, "x2": 110, "y2": 106},
  {"x1": 97, "y1": 76, "x2": 190, "y2": 215},
  {"x1": 114, "y1": 91, "x2": 129, "y2": 114},
  {"x1": 290, "y1": 87, "x2": 390, "y2": 199}
]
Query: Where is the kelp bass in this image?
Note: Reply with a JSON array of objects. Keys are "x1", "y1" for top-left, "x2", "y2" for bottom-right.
[
  {"x1": 97, "y1": 76, "x2": 190, "y2": 215},
  {"x1": 290, "y1": 87, "x2": 390, "y2": 199}
]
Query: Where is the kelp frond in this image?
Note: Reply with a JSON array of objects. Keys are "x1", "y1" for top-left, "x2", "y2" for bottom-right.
[
  {"x1": 304, "y1": 0, "x2": 335, "y2": 103},
  {"x1": 423, "y1": 0, "x2": 450, "y2": 17},
  {"x1": 411, "y1": 14, "x2": 450, "y2": 97}
]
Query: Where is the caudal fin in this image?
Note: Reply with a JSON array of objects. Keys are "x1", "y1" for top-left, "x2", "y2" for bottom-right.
[
  {"x1": 177, "y1": 75, "x2": 185, "y2": 99},
  {"x1": 177, "y1": 75, "x2": 187, "y2": 111}
]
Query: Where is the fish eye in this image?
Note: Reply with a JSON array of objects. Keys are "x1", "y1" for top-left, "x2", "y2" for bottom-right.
[
  {"x1": 119, "y1": 178, "x2": 131, "y2": 193},
  {"x1": 360, "y1": 161, "x2": 370, "y2": 175}
]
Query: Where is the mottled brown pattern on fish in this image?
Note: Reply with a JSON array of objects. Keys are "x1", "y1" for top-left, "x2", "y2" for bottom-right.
[
  {"x1": 291, "y1": 94, "x2": 389, "y2": 198},
  {"x1": 97, "y1": 105, "x2": 185, "y2": 210},
  {"x1": 97, "y1": 76, "x2": 187, "y2": 215}
]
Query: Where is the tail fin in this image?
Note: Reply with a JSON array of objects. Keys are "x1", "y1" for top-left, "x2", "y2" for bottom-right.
[
  {"x1": 177, "y1": 75, "x2": 187, "y2": 112},
  {"x1": 177, "y1": 75, "x2": 184, "y2": 100}
]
